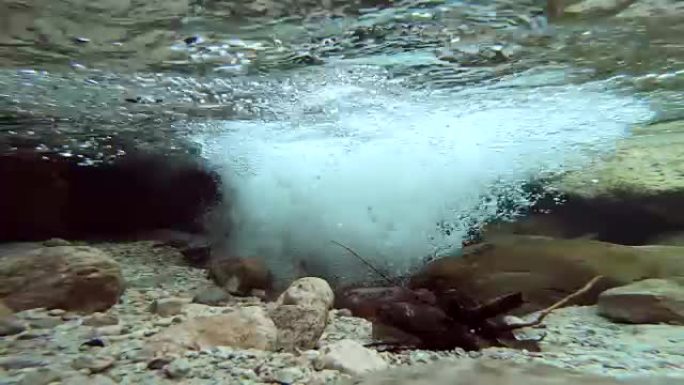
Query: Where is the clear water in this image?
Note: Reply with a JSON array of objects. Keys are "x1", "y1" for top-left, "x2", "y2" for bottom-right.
[{"x1": 1, "y1": 0, "x2": 683, "y2": 280}]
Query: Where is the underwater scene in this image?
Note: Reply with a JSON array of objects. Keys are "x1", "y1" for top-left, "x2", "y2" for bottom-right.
[{"x1": 1, "y1": 0, "x2": 684, "y2": 384}]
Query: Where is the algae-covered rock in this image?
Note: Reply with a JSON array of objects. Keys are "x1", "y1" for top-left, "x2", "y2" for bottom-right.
[{"x1": 553, "y1": 120, "x2": 684, "y2": 226}]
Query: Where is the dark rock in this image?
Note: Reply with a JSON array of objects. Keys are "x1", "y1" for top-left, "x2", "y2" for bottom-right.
[
  {"x1": 192, "y1": 286, "x2": 232, "y2": 306},
  {"x1": 81, "y1": 338, "x2": 106, "y2": 348}
]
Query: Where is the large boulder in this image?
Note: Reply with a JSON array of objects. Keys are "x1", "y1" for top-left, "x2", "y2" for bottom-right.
[
  {"x1": 146, "y1": 307, "x2": 277, "y2": 356},
  {"x1": 598, "y1": 278, "x2": 684, "y2": 324},
  {"x1": 0, "y1": 245, "x2": 124, "y2": 313},
  {"x1": 336, "y1": 357, "x2": 673, "y2": 385},
  {"x1": 410, "y1": 235, "x2": 684, "y2": 314}
]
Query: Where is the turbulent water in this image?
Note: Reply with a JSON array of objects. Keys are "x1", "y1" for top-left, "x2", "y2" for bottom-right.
[{"x1": 2, "y1": 0, "x2": 683, "y2": 280}]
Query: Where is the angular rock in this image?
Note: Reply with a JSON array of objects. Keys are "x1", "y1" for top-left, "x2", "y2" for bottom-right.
[
  {"x1": 0, "y1": 246, "x2": 124, "y2": 313},
  {"x1": 277, "y1": 277, "x2": 334, "y2": 310},
  {"x1": 146, "y1": 306, "x2": 277, "y2": 356},
  {"x1": 316, "y1": 339, "x2": 388, "y2": 376},
  {"x1": 410, "y1": 235, "x2": 684, "y2": 314},
  {"x1": 270, "y1": 304, "x2": 328, "y2": 352},
  {"x1": 598, "y1": 278, "x2": 684, "y2": 324},
  {"x1": 336, "y1": 357, "x2": 673, "y2": 385},
  {"x1": 208, "y1": 257, "x2": 273, "y2": 296}
]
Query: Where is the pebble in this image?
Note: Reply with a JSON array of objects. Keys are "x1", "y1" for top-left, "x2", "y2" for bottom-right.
[
  {"x1": 149, "y1": 297, "x2": 187, "y2": 317},
  {"x1": 71, "y1": 355, "x2": 115, "y2": 373},
  {"x1": 82, "y1": 313, "x2": 119, "y2": 327}
]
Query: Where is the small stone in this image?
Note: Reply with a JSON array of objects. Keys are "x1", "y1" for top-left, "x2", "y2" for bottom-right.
[
  {"x1": 71, "y1": 355, "x2": 115, "y2": 373},
  {"x1": 336, "y1": 308, "x2": 353, "y2": 317},
  {"x1": 82, "y1": 313, "x2": 119, "y2": 327},
  {"x1": 164, "y1": 358, "x2": 191, "y2": 379},
  {"x1": 18, "y1": 367, "x2": 61, "y2": 385},
  {"x1": 42, "y1": 238, "x2": 71, "y2": 247},
  {"x1": 147, "y1": 357, "x2": 173, "y2": 370},
  {"x1": 0, "y1": 316, "x2": 26, "y2": 336},
  {"x1": 315, "y1": 339, "x2": 388, "y2": 376},
  {"x1": 61, "y1": 312, "x2": 80, "y2": 321},
  {"x1": 29, "y1": 317, "x2": 62, "y2": 329},
  {"x1": 273, "y1": 367, "x2": 304, "y2": 384},
  {"x1": 0, "y1": 355, "x2": 48, "y2": 370},
  {"x1": 47, "y1": 309, "x2": 66, "y2": 317},
  {"x1": 150, "y1": 297, "x2": 187, "y2": 317}
]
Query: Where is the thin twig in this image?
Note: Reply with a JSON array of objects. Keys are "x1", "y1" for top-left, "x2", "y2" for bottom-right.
[
  {"x1": 503, "y1": 275, "x2": 604, "y2": 330},
  {"x1": 331, "y1": 240, "x2": 396, "y2": 286}
]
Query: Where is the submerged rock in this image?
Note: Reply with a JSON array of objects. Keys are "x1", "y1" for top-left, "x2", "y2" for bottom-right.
[
  {"x1": 145, "y1": 306, "x2": 277, "y2": 355},
  {"x1": 598, "y1": 278, "x2": 684, "y2": 324},
  {"x1": 553, "y1": 120, "x2": 684, "y2": 227},
  {"x1": 149, "y1": 297, "x2": 189, "y2": 317},
  {"x1": 208, "y1": 257, "x2": 273, "y2": 296},
  {"x1": 192, "y1": 286, "x2": 232, "y2": 306},
  {"x1": 276, "y1": 277, "x2": 334, "y2": 310},
  {"x1": 410, "y1": 235, "x2": 684, "y2": 314},
  {"x1": 336, "y1": 357, "x2": 674, "y2": 385},
  {"x1": 316, "y1": 339, "x2": 388, "y2": 376},
  {"x1": 270, "y1": 304, "x2": 329, "y2": 352},
  {"x1": 0, "y1": 245, "x2": 124, "y2": 313},
  {"x1": 562, "y1": 0, "x2": 637, "y2": 17}
]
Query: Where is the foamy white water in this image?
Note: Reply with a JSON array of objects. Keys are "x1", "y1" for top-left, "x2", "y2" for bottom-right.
[{"x1": 191, "y1": 66, "x2": 654, "y2": 284}]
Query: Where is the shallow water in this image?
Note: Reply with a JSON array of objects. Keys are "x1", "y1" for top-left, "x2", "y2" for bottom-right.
[{"x1": 1, "y1": 0, "x2": 684, "y2": 278}]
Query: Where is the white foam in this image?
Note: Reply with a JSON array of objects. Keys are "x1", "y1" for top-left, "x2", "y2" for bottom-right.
[{"x1": 191, "y1": 67, "x2": 653, "y2": 283}]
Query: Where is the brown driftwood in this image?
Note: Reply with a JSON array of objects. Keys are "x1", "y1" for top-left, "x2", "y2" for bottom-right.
[{"x1": 333, "y1": 240, "x2": 604, "y2": 352}]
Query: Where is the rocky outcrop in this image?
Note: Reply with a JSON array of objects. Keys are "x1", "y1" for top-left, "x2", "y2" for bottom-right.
[
  {"x1": 208, "y1": 257, "x2": 273, "y2": 296},
  {"x1": 410, "y1": 235, "x2": 684, "y2": 314},
  {"x1": 598, "y1": 278, "x2": 684, "y2": 324},
  {"x1": 146, "y1": 307, "x2": 278, "y2": 356},
  {"x1": 0, "y1": 245, "x2": 124, "y2": 313},
  {"x1": 270, "y1": 277, "x2": 334, "y2": 352},
  {"x1": 337, "y1": 357, "x2": 674, "y2": 385},
  {"x1": 551, "y1": 120, "x2": 684, "y2": 228}
]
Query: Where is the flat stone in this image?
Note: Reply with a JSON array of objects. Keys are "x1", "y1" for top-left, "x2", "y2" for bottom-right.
[
  {"x1": 71, "y1": 355, "x2": 115, "y2": 373},
  {"x1": 0, "y1": 316, "x2": 26, "y2": 336},
  {"x1": 18, "y1": 367, "x2": 61, "y2": 385},
  {"x1": 316, "y1": 339, "x2": 388, "y2": 376},
  {"x1": 0, "y1": 355, "x2": 48, "y2": 370},
  {"x1": 598, "y1": 278, "x2": 684, "y2": 324},
  {"x1": 28, "y1": 317, "x2": 62, "y2": 329},
  {"x1": 149, "y1": 297, "x2": 188, "y2": 317}
]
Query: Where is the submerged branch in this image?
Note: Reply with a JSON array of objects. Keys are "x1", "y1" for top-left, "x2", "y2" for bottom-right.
[{"x1": 331, "y1": 240, "x2": 396, "y2": 286}]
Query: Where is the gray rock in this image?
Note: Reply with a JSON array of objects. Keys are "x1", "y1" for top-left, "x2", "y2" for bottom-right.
[
  {"x1": 71, "y1": 355, "x2": 115, "y2": 373},
  {"x1": 192, "y1": 286, "x2": 232, "y2": 306},
  {"x1": 0, "y1": 317, "x2": 26, "y2": 336},
  {"x1": 18, "y1": 368, "x2": 61, "y2": 385},
  {"x1": 0, "y1": 355, "x2": 48, "y2": 370},
  {"x1": 598, "y1": 278, "x2": 684, "y2": 324},
  {"x1": 149, "y1": 297, "x2": 188, "y2": 317},
  {"x1": 65, "y1": 374, "x2": 118, "y2": 385},
  {"x1": 316, "y1": 339, "x2": 388, "y2": 376},
  {"x1": 28, "y1": 316, "x2": 62, "y2": 329},
  {"x1": 164, "y1": 358, "x2": 191, "y2": 379}
]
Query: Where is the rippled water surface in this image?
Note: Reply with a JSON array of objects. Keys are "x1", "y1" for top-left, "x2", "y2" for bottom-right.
[{"x1": 2, "y1": 0, "x2": 684, "y2": 276}]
